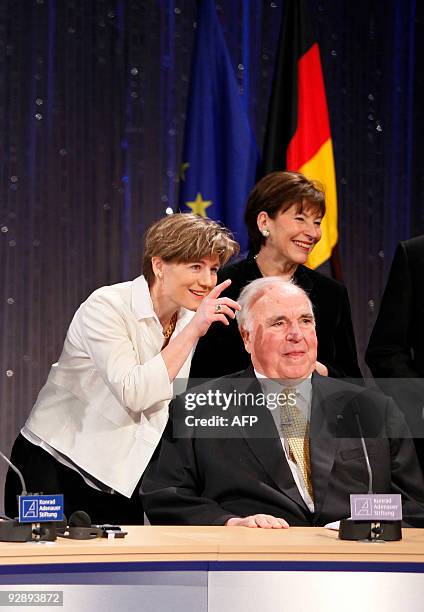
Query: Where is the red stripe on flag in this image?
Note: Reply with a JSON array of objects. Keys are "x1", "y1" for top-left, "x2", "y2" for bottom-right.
[{"x1": 286, "y1": 43, "x2": 331, "y2": 170}]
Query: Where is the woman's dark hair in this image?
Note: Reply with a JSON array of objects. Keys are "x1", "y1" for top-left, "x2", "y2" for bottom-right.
[{"x1": 244, "y1": 171, "x2": 326, "y2": 253}]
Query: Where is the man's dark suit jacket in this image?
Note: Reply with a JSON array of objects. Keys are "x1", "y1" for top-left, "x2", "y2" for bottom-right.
[
  {"x1": 142, "y1": 369, "x2": 424, "y2": 527},
  {"x1": 366, "y1": 236, "x2": 424, "y2": 377},
  {"x1": 189, "y1": 256, "x2": 362, "y2": 380},
  {"x1": 366, "y1": 236, "x2": 424, "y2": 467}
]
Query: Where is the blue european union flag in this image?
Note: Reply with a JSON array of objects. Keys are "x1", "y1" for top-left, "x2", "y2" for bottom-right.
[{"x1": 179, "y1": 0, "x2": 259, "y2": 252}]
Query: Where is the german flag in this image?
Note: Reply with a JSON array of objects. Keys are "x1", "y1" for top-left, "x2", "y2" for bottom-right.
[{"x1": 262, "y1": 0, "x2": 338, "y2": 270}]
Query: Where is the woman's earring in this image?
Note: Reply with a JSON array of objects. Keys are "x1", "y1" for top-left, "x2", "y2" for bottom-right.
[{"x1": 262, "y1": 229, "x2": 270, "y2": 238}]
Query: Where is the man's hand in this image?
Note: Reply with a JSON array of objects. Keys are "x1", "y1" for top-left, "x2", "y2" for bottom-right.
[
  {"x1": 226, "y1": 514, "x2": 289, "y2": 529},
  {"x1": 315, "y1": 360, "x2": 328, "y2": 376}
]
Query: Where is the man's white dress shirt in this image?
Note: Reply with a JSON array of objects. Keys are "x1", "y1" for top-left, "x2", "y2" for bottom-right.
[{"x1": 256, "y1": 372, "x2": 314, "y2": 513}]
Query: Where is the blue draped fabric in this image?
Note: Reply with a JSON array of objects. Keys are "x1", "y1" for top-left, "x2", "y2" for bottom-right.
[{"x1": 178, "y1": 0, "x2": 259, "y2": 251}]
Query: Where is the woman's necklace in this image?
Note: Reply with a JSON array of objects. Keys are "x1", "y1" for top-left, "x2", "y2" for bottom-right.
[{"x1": 162, "y1": 312, "x2": 178, "y2": 348}]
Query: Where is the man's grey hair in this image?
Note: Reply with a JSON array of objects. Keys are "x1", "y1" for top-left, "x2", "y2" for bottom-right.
[{"x1": 236, "y1": 276, "x2": 314, "y2": 332}]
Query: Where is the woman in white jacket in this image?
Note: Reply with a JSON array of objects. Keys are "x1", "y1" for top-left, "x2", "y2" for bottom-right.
[{"x1": 5, "y1": 213, "x2": 239, "y2": 524}]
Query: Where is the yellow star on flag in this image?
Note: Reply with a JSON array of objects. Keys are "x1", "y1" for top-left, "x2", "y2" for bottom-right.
[{"x1": 186, "y1": 192, "x2": 212, "y2": 218}]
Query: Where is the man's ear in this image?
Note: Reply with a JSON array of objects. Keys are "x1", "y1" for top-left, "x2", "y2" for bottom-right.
[{"x1": 240, "y1": 327, "x2": 251, "y2": 354}]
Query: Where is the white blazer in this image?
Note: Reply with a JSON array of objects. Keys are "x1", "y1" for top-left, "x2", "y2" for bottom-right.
[{"x1": 24, "y1": 276, "x2": 194, "y2": 497}]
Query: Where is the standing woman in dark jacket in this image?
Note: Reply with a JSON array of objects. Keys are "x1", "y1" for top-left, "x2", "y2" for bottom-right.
[{"x1": 190, "y1": 171, "x2": 362, "y2": 379}]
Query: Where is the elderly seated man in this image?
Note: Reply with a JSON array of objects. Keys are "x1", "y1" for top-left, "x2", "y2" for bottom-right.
[{"x1": 141, "y1": 278, "x2": 424, "y2": 528}]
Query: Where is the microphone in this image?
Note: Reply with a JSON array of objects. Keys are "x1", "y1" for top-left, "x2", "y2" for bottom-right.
[
  {"x1": 67, "y1": 510, "x2": 92, "y2": 527},
  {"x1": 334, "y1": 407, "x2": 374, "y2": 492},
  {"x1": 57, "y1": 512, "x2": 127, "y2": 539},
  {"x1": 0, "y1": 447, "x2": 126, "y2": 541},
  {"x1": 57, "y1": 511, "x2": 103, "y2": 540},
  {"x1": 354, "y1": 410, "x2": 373, "y2": 495},
  {"x1": 338, "y1": 406, "x2": 402, "y2": 542},
  {"x1": 0, "y1": 447, "x2": 63, "y2": 542},
  {"x1": 0, "y1": 449, "x2": 27, "y2": 495}
]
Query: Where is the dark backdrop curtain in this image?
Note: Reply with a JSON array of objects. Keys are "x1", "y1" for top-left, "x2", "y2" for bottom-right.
[{"x1": 1, "y1": 0, "x2": 423, "y2": 509}]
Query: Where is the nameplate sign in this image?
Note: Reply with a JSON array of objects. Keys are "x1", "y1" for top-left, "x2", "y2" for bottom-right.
[
  {"x1": 350, "y1": 494, "x2": 402, "y2": 521},
  {"x1": 18, "y1": 494, "x2": 64, "y2": 523}
]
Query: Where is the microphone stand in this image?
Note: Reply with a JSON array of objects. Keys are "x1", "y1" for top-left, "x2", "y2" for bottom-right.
[
  {"x1": 338, "y1": 413, "x2": 402, "y2": 542},
  {"x1": 0, "y1": 449, "x2": 57, "y2": 542}
]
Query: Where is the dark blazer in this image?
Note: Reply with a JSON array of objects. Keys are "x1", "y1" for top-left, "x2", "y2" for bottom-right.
[
  {"x1": 366, "y1": 236, "x2": 424, "y2": 377},
  {"x1": 365, "y1": 236, "x2": 424, "y2": 466},
  {"x1": 142, "y1": 368, "x2": 424, "y2": 527},
  {"x1": 190, "y1": 256, "x2": 362, "y2": 380}
]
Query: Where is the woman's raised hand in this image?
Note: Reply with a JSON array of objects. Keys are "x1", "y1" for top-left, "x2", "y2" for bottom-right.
[{"x1": 191, "y1": 279, "x2": 241, "y2": 337}]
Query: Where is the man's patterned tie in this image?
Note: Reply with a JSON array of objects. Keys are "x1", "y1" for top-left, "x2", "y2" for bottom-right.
[{"x1": 280, "y1": 389, "x2": 314, "y2": 500}]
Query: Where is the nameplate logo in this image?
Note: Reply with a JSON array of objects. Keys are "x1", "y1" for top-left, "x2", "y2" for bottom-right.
[
  {"x1": 18, "y1": 495, "x2": 64, "y2": 523},
  {"x1": 350, "y1": 493, "x2": 402, "y2": 521}
]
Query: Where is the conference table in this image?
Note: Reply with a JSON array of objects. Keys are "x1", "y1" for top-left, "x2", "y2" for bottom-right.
[{"x1": 0, "y1": 526, "x2": 423, "y2": 611}]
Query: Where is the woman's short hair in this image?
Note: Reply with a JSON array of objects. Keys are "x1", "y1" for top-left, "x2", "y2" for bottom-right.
[
  {"x1": 142, "y1": 213, "x2": 239, "y2": 285},
  {"x1": 245, "y1": 171, "x2": 326, "y2": 253}
]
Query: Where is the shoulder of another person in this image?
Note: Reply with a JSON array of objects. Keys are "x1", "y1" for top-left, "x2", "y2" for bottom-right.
[
  {"x1": 298, "y1": 265, "x2": 345, "y2": 295},
  {"x1": 313, "y1": 375, "x2": 388, "y2": 408},
  {"x1": 402, "y1": 235, "x2": 424, "y2": 262},
  {"x1": 218, "y1": 257, "x2": 254, "y2": 296},
  {"x1": 218, "y1": 257, "x2": 252, "y2": 279}
]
